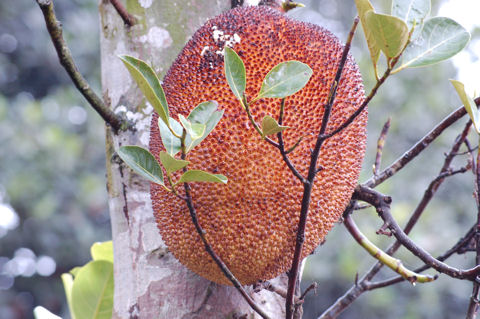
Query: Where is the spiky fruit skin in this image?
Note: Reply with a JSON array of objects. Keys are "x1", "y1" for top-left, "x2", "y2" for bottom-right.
[{"x1": 149, "y1": 6, "x2": 367, "y2": 285}]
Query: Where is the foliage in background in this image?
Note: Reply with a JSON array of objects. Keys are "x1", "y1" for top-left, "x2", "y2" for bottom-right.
[
  {"x1": 0, "y1": 0, "x2": 110, "y2": 318},
  {"x1": 62, "y1": 241, "x2": 114, "y2": 319}
]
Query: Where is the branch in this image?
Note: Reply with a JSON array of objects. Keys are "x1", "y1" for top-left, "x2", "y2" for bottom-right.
[
  {"x1": 373, "y1": 118, "x2": 391, "y2": 176},
  {"x1": 299, "y1": 282, "x2": 318, "y2": 301},
  {"x1": 344, "y1": 211, "x2": 437, "y2": 284},
  {"x1": 366, "y1": 224, "x2": 477, "y2": 290},
  {"x1": 35, "y1": 0, "x2": 125, "y2": 132},
  {"x1": 318, "y1": 122, "x2": 473, "y2": 318},
  {"x1": 179, "y1": 138, "x2": 270, "y2": 319},
  {"x1": 375, "y1": 121, "x2": 472, "y2": 254},
  {"x1": 285, "y1": 17, "x2": 360, "y2": 319},
  {"x1": 354, "y1": 185, "x2": 480, "y2": 281},
  {"x1": 277, "y1": 98, "x2": 306, "y2": 183},
  {"x1": 466, "y1": 140, "x2": 480, "y2": 318},
  {"x1": 365, "y1": 100, "x2": 480, "y2": 188},
  {"x1": 322, "y1": 56, "x2": 396, "y2": 140},
  {"x1": 110, "y1": 0, "x2": 136, "y2": 26}
]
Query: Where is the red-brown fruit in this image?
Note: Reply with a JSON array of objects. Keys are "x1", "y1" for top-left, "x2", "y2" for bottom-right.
[{"x1": 149, "y1": 6, "x2": 367, "y2": 285}]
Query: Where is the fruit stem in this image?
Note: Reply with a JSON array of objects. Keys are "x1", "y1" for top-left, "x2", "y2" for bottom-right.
[
  {"x1": 244, "y1": 98, "x2": 281, "y2": 148},
  {"x1": 244, "y1": 101, "x2": 265, "y2": 137}
]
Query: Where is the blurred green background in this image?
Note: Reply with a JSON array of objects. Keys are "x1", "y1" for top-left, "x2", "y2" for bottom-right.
[{"x1": 0, "y1": 0, "x2": 479, "y2": 318}]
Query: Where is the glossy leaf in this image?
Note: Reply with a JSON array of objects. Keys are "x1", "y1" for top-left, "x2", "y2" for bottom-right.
[
  {"x1": 187, "y1": 101, "x2": 224, "y2": 151},
  {"x1": 90, "y1": 241, "x2": 113, "y2": 263},
  {"x1": 392, "y1": 0, "x2": 430, "y2": 35},
  {"x1": 188, "y1": 101, "x2": 218, "y2": 124},
  {"x1": 224, "y1": 47, "x2": 246, "y2": 102},
  {"x1": 71, "y1": 260, "x2": 114, "y2": 319},
  {"x1": 178, "y1": 114, "x2": 205, "y2": 141},
  {"x1": 158, "y1": 117, "x2": 183, "y2": 156},
  {"x1": 450, "y1": 80, "x2": 480, "y2": 133},
  {"x1": 354, "y1": 0, "x2": 380, "y2": 71},
  {"x1": 119, "y1": 55, "x2": 169, "y2": 125},
  {"x1": 261, "y1": 115, "x2": 289, "y2": 136},
  {"x1": 255, "y1": 61, "x2": 312, "y2": 100},
  {"x1": 395, "y1": 17, "x2": 470, "y2": 70},
  {"x1": 117, "y1": 146, "x2": 164, "y2": 185},
  {"x1": 365, "y1": 11, "x2": 409, "y2": 58},
  {"x1": 178, "y1": 170, "x2": 228, "y2": 184},
  {"x1": 159, "y1": 151, "x2": 189, "y2": 174},
  {"x1": 61, "y1": 273, "x2": 76, "y2": 319}
]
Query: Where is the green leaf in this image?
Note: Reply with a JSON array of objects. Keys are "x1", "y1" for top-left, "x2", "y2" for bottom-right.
[
  {"x1": 187, "y1": 101, "x2": 224, "y2": 151},
  {"x1": 159, "y1": 151, "x2": 189, "y2": 174},
  {"x1": 178, "y1": 170, "x2": 228, "y2": 184},
  {"x1": 450, "y1": 80, "x2": 480, "y2": 134},
  {"x1": 71, "y1": 260, "x2": 114, "y2": 319},
  {"x1": 188, "y1": 101, "x2": 218, "y2": 124},
  {"x1": 117, "y1": 146, "x2": 164, "y2": 185},
  {"x1": 261, "y1": 115, "x2": 289, "y2": 136},
  {"x1": 254, "y1": 61, "x2": 313, "y2": 101},
  {"x1": 159, "y1": 117, "x2": 183, "y2": 156},
  {"x1": 70, "y1": 267, "x2": 81, "y2": 278},
  {"x1": 395, "y1": 17, "x2": 470, "y2": 70},
  {"x1": 354, "y1": 0, "x2": 380, "y2": 71},
  {"x1": 178, "y1": 114, "x2": 205, "y2": 141},
  {"x1": 365, "y1": 11, "x2": 409, "y2": 58},
  {"x1": 119, "y1": 55, "x2": 169, "y2": 126},
  {"x1": 392, "y1": 0, "x2": 430, "y2": 36},
  {"x1": 224, "y1": 47, "x2": 246, "y2": 102},
  {"x1": 90, "y1": 241, "x2": 113, "y2": 263},
  {"x1": 61, "y1": 273, "x2": 76, "y2": 319}
]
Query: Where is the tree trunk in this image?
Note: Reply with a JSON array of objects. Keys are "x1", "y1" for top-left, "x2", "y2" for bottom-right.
[{"x1": 99, "y1": 1, "x2": 287, "y2": 318}]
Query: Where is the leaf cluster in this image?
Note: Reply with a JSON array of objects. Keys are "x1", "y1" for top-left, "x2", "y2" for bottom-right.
[
  {"x1": 224, "y1": 47, "x2": 312, "y2": 139},
  {"x1": 355, "y1": 0, "x2": 470, "y2": 77},
  {"x1": 117, "y1": 56, "x2": 228, "y2": 193}
]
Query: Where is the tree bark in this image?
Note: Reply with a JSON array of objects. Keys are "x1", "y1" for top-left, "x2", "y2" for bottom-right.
[{"x1": 99, "y1": 0, "x2": 287, "y2": 318}]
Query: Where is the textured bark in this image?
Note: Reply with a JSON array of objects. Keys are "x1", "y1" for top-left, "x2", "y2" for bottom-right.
[{"x1": 99, "y1": 0, "x2": 287, "y2": 318}]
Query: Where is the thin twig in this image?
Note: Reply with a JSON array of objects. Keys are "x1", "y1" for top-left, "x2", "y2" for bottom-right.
[
  {"x1": 285, "y1": 17, "x2": 359, "y2": 319},
  {"x1": 377, "y1": 121, "x2": 472, "y2": 255},
  {"x1": 344, "y1": 211, "x2": 436, "y2": 284},
  {"x1": 277, "y1": 98, "x2": 306, "y2": 183},
  {"x1": 354, "y1": 185, "x2": 480, "y2": 281},
  {"x1": 264, "y1": 281, "x2": 288, "y2": 299},
  {"x1": 35, "y1": 0, "x2": 125, "y2": 132},
  {"x1": 466, "y1": 141, "x2": 480, "y2": 318},
  {"x1": 299, "y1": 282, "x2": 318, "y2": 301},
  {"x1": 319, "y1": 121, "x2": 472, "y2": 318},
  {"x1": 450, "y1": 145, "x2": 478, "y2": 156},
  {"x1": 285, "y1": 137, "x2": 304, "y2": 154},
  {"x1": 244, "y1": 101, "x2": 280, "y2": 148},
  {"x1": 365, "y1": 102, "x2": 480, "y2": 188},
  {"x1": 179, "y1": 135, "x2": 270, "y2": 319},
  {"x1": 373, "y1": 118, "x2": 391, "y2": 176},
  {"x1": 110, "y1": 0, "x2": 136, "y2": 26},
  {"x1": 366, "y1": 224, "x2": 477, "y2": 290},
  {"x1": 182, "y1": 184, "x2": 270, "y2": 319}
]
